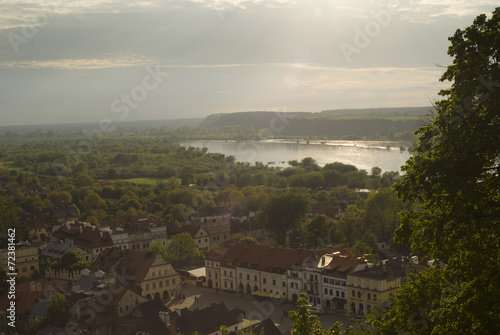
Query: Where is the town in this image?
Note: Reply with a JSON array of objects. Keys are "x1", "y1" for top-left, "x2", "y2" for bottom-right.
[{"x1": 0, "y1": 189, "x2": 429, "y2": 334}]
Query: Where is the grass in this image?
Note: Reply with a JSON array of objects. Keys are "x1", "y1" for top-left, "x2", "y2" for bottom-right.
[
  {"x1": 0, "y1": 161, "x2": 21, "y2": 171},
  {"x1": 120, "y1": 178, "x2": 161, "y2": 185}
]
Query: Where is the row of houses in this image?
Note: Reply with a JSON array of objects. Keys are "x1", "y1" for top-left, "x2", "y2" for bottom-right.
[
  {"x1": 205, "y1": 241, "x2": 426, "y2": 315},
  {"x1": 0, "y1": 245, "x2": 283, "y2": 335}
]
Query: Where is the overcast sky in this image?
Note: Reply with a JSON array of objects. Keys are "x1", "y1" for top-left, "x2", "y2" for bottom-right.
[{"x1": 0, "y1": 0, "x2": 498, "y2": 126}]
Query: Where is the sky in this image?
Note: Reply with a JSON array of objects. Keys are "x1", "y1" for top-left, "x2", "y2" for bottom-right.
[{"x1": 0, "y1": 0, "x2": 498, "y2": 126}]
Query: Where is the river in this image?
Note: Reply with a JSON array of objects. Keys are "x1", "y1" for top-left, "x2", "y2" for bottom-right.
[{"x1": 178, "y1": 139, "x2": 412, "y2": 173}]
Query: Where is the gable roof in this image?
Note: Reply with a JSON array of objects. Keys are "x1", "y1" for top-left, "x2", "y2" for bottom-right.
[
  {"x1": 108, "y1": 213, "x2": 167, "y2": 234},
  {"x1": 92, "y1": 248, "x2": 173, "y2": 283},
  {"x1": 176, "y1": 303, "x2": 240, "y2": 335},
  {"x1": 247, "y1": 318, "x2": 282, "y2": 335},
  {"x1": 182, "y1": 225, "x2": 207, "y2": 238},
  {"x1": 24, "y1": 217, "x2": 47, "y2": 230},
  {"x1": 55, "y1": 222, "x2": 114, "y2": 249}
]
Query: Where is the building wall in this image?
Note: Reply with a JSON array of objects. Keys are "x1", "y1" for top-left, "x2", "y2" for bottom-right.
[
  {"x1": 205, "y1": 260, "x2": 221, "y2": 289},
  {"x1": 0, "y1": 245, "x2": 39, "y2": 275},
  {"x1": 221, "y1": 266, "x2": 237, "y2": 291},
  {"x1": 142, "y1": 263, "x2": 181, "y2": 300},
  {"x1": 236, "y1": 267, "x2": 261, "y2": 294},
  {"x1": 117, "y1": 290, "x2": 147, "y2": 318},
  {"x1": 347, "y1": 275, "x2": 402, "y2": 315},
  {"x1": 260, "y1": 272, "x2": 287, "y2": 297}
]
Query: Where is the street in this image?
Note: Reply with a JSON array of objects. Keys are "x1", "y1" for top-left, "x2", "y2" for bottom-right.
[{"x1": 165, "y1": 285, "x2": 354, "y2": 333}]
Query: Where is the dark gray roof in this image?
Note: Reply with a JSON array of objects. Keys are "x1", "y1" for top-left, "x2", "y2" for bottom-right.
[
  {"x1": 72, "y1": 275, "x2": 100, "y2": 292},
  {"x1": 177, "y1": 303, "x2": 240, "y2": 335},
  {"x1": 41, "y1": 242, "x2": 75, "y2": 258},
  {"x1": 30, "y1": 299, "x2": 48, "y2": 317}
]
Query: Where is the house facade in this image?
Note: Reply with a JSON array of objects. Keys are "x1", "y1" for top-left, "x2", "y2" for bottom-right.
[
  {"x1": 190, "y1": 206, "x2": 231, "y2": 249},
  {"x1": 347, "y1": 258, "x2": 426, "y2": 315},
  {"x1": 205, "y1": 242, "x2": 356, "y2": 307},
  {"x1": 92, "y1": 248, "x2": 181, "y2": 301}
]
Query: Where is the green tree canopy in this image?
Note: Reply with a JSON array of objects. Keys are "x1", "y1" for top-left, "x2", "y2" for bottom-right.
[
  {"x1": 47, "y1": 293, "x2": 69, "y2": 327},
  {"x1": 378, "y1": 8, "x2": 500, "y2": 334},
  {"x1": 166, "y1": 232, "x2": 202, "y2": 262},
  {"x1": 289, "y1": 293, "x2": 345, "y2": 335},
  {"x1": 256, "y1": 192, "x2": 310, "y2": 246},
  {"x1": 305, "y1": 215, "x2": 330, "y2": 249}
]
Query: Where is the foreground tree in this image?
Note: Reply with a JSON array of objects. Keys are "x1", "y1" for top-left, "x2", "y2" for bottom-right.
[
  {"x1": 289, "y1": 293, "x2": 345, "y2": 335},
  {"x1": 372, "y1": 8, "x2": 500, "y2": 334}
]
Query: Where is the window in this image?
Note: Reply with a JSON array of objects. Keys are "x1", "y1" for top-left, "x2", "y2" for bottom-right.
[
  {"x1": 205, "y1": 238, "x2": 208, "y2": 242},
  {"x1": 153, "y1": 283, "x2": 156, "y2": 289},
  {"x1": 120, "y1": 307, "x2": 123, "y2": 313},
  {"x1": 324, "y1": 288, "x2": 328, "y2": 294},
  {"x1": 336, "y1": 290, "x2": 339, "y2": 297},
  {"x1": 152, "y1": 271, "x2": 156, "y2": 277},
  {"x1": 324, "y1": 278, "x2": 328, "y2": 283},
  {"x1": 164, "y1": 270, "x2": 167, "y2": 275},
  {"x1": 358, "y1": 291, "x2": 362, "y2": 298},
  {"x1": 254, "y1": 275, "x2": 257, "y2": 281},
  {"x1": 172, "y1": 279, "x2": 176, "y2": 284},
  {"x1": 247, "y1": 274, "x2": 250, "y2": 280},
  {"x1": 224, "y1": 281, "x2": 227, "y2": 288},
  {"x1": 373, "y1": 294, "x2": 377, "y2": 301},
  {"x1": 290, "y1": 282, "x2": 294, "y2": 288},
  {"x1": 224, "y1": 270, "x2": 227, "y2": 276},
  {"x1": 282, "y1": 281, "x2": 285, "y2": 287},
  {"x1": 352, "y1": 290, "x2": 355, "y2": 297},
  {"x1": 230, "y1": 282, "x2": 233, "y2": 289},
  {"x1": 166, "y1": 280, "x2": 169, "y2": 286},
  {"x1": 215, "y1": 273, "x2": 218, "y2": 279},
  {"x1": 368, "y1": 293, "x2": 371, "y2": 301},
  {"x1": 126, "y1": 305, "x2": 129, "y2": 311},
  {"x1": 263, "y1": 278, "x2": 267, "y2": 284},
  {"x1": 159, "y1": 281, "x2": 163, "y2": 288},
  {"x1": 239, "y1": 273, "x2": 242, "y2": 279},
  {"x1": 146, "y1": 284, "x2": 150, "y2": 290},
  {"x1": 341, "y1": 291, "x2": 345, "y2": 298},
  {"x1": 272, "y1": 279, "x2": 276, "y2": 286}
]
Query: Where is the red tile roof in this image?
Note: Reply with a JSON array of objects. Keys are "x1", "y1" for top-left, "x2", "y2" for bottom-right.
[
  {"x1": 91, "y1": 248, "x2": 167, "y2": 283},
  {"x1": 109, "y1": 213, "x2": 167, "y2": 234}
]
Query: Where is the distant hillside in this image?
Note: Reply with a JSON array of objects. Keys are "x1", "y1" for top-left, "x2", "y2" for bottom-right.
[
  {"x1": 198, "y1": 108, "x2": 433, "y2": 140},
  {"x1": 0, "y1": 118, "x2": 203, "y2": 135},
  {"x1": 200, "y1": 111, "x2": 311, "y2": 129},
  {"x1": 321, "y1": 106, "x2": 433, "y2": 116}
]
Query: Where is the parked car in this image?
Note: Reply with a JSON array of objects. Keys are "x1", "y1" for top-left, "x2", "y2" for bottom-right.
[{"x1": 310, "y1": 305, "x2": 325, "y2": 314}]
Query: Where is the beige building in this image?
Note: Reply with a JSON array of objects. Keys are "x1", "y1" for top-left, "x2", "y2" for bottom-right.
[
  {"x1": 92, "y1": 248, "x2": 181, "y2": 301},
  {"x1": 0, "y1": 242, "x2": 39, "y2": 275},
  {"x1": 347, "y1": 258, "x2": 426, "y2": 315},
  {"x1": 190, "y1": 206, "x2": 231, "y2": 249},
  {"x1": 183, "y1": 225, "x2": 210, "y2": 251}
]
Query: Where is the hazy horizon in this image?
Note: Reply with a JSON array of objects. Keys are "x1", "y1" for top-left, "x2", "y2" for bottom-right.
[{"x1": 1, "y1": 0, "x2": 498, "y2": 126}]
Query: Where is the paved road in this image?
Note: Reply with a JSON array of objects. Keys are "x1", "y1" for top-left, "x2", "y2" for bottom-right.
[{"x1": 166, "y1": 285, "x2": 354, "y2": 333}]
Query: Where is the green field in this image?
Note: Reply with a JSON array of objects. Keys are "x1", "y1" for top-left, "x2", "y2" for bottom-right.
[{"x1": 120, "y1": 178, "x2": 162, "y2": 185}]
